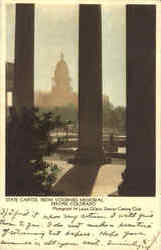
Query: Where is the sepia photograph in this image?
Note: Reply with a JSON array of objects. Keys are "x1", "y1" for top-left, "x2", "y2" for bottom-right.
[
  {"x1": 5, "y1": 3, "x2": 155, "y2": 197},
  {"x1": 0, "y1": 1, "x2": 160, "y2": 249}
]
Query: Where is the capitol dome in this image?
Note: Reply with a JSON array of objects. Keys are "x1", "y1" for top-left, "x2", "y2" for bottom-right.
[
  {"x1": 53, "y1": 53, "x2": 71, "y2": 87},
  {"x1": 35, "y1": 53, "x2": 78, "y2": 108}
]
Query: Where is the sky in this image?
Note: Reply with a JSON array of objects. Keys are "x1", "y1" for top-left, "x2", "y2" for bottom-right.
[{"x1": 6, "y1": 4, "x2": 126, "y2": 107}]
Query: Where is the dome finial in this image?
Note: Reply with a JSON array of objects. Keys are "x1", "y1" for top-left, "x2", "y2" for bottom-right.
[{"x1": 60, "y1": 52, "x2": 64, "y2": 60}]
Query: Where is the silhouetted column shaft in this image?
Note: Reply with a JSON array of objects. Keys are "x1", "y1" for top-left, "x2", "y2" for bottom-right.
[
  {"x1": 119, "y1": 5, "x2": 156, "y2": 196},
  {"x1": 76, "y1": 5, "x2": 105, "y2": 163},
  {"x1": 13, "y1": 4, "x2": 34, "y2": 112}
]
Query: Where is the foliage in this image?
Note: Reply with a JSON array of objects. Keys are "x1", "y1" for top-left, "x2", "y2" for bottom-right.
[
  {"x1": 6, "y1": 107, "x2": 63, "y2": 196},
  {"x1": 103, "y1": 100, "x2": 126, "y2": 135},
  {"x1": 38, "y1": 101, "x2": 126, "y2": 135},
  {"x1": 39, "y1": 104, "x2": 78, "y2": 127}
]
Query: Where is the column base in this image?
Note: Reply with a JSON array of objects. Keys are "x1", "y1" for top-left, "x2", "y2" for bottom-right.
[
  {"x1": 118, "y1": 167, "x2": 155, "y2": 196},
  {"x1": 69, "y1": 148, "x2": 111, "y2": 165}
]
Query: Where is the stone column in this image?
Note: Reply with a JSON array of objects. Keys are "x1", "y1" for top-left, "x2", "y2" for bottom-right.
[
  {"x1": 75, "y1": 5, "x2": 105, "y2": 163},
  {"x1": 118, "y1": 5, "x2": 156, "y2": 196},
  {"x1": 13, "y1": 4, "x2": 34, "y2": 112}
]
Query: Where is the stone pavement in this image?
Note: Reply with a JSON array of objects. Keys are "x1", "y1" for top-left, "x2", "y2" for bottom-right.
[{"x1": 44, "y1": 155, "x2": 126, "y2": 196}]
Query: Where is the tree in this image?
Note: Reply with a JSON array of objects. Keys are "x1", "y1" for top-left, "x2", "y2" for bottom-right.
[
  {"x1": 6, "y1": 107, "x2": 63, "y2": 196},
  {"x1": 103, "y1": 99, "x2": 126, "y2": 135}
]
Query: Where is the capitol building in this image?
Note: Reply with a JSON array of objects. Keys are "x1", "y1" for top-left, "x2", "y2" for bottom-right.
[{"x1": 35, "y1": 53, "x2": 78, "y2": 108}]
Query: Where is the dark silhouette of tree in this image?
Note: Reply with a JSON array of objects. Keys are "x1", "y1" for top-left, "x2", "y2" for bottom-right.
[{"x1": 6, "y1": 107, "x2": 63, "y2": 196}]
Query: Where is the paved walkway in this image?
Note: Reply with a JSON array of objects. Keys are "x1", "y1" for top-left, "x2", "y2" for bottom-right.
[{"x1": 44, "y1": 155, "x2": 126, "y2": 196}]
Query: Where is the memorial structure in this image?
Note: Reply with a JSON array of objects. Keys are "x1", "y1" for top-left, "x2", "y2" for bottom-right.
[{"x1": 11, "y1": 4, "x2": 156, "y2": 195}]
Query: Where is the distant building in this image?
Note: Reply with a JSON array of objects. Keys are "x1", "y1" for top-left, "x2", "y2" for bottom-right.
[
  {"x1": 6, "y1": 56, "x2": 109, "y2": 109},
  {"x1": 35, "y1": 53, "x2": 78, "y2": 108}
]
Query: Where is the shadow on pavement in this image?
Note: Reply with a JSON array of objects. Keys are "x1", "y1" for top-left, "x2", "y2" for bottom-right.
[{"x1": 51, "y1": 163, "x2": 101, "y2": 196}]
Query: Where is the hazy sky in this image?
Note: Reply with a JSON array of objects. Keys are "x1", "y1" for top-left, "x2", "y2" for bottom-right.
[{"x1": 6, "y1": 4, "x2": 126, "y2": 107}]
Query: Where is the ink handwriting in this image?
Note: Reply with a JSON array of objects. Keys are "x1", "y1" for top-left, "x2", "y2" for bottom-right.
[{"x1": 0, "y1": 204, "x2": 158, "y2": 249}]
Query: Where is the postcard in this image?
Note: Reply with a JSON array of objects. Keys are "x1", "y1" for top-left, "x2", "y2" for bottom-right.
[{"x1": 0, "y1": 0, "x2": 160, "y2": 249}]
